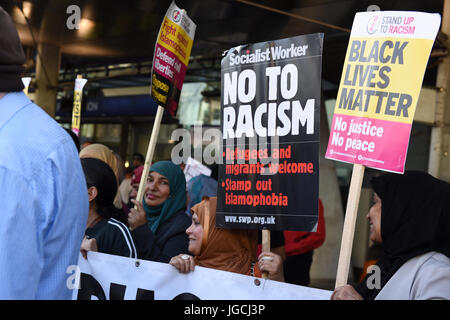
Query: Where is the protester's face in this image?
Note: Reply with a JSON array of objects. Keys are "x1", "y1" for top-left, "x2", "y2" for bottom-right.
[
  {"x1": 367, "y1": 192, "x2": 382, "y2": 243},
  {"x1": 87, "y1": 186, "x2": 98, "y2": 204},
  {"x1": 129, "y1": 183, "x2": 139, "y2": 200},
  {"x1": 186, "y1": 213, "x2": 203, "y2": 256},
  {"x1": 144, "y1": 171, "x2": 170, "y2": 206},
  {"x1": 133, "y1": 159, "x2": 141, "y2": 168}
]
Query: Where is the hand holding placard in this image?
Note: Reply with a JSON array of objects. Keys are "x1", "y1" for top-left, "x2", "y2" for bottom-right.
[{"x1": 327, "y1": 11, "x2": 441, "y2": 288}]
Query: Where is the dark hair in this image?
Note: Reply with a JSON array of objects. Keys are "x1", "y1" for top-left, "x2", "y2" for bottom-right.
[
  {"x1": 133, "y1": 153, "x2": 145, "y2": 163},
  {"x1": 209, "y1": 164, "x2": 219, "y2": 181},
  {"x1": 64, "y1": 127, "x2": 81, "y2": 152},
  {"x1": 81, "y1": 157, "x2": 127, "y2": 224}
]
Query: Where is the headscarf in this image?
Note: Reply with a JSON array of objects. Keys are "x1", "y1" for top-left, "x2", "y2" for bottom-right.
[
  {"x1": 191, "y1": 197, "x2": 258, "y2": 275},
  {"x1": 79, "y1": 143, "x2": 122, "y2": 208},
  {"x1": 80, "y1": 144, "x2": 119, "y2": 180},
  {"x1": 186, "y1": 174, "x2": 218, "y2": 215},
  {"x1": 356, "y1": 170, "x2": 450, "y2": 300},
  {"x1": 142, "y1": 161, "x2": 186, "y2": 233},
  {"x1": 131, "y1": 165, "x2": 144, "y2": 185}
]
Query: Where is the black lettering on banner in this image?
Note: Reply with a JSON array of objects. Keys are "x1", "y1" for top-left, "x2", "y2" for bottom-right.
[
  {"x1": 77, "y1": 272, "x2": 156, "y2": 300},
  {"x1": 109, "y1": 283, "x2": 126, "y2": 300},
  {"x1": 77, "y1": 273, "x2": 106, "y2": 300},
  {"x1": 172, "y1": 292, "x2": 201, "y2": 300},
  {"x1": 136, "y1": 288, "x2": 155, "y2": 300}
]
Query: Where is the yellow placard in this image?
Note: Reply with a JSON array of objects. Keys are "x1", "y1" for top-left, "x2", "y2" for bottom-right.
[
  {"x1": 71, "y1": 77, "x2": 87, "y2": 136},
  {"x1": 156, "y1": 17, "x2": 194, "y2": 66},
  {"x1": 333, "y1": 37, "x2": 434, "y2": 124},
  {"x1": 71, "y1": 90, "x2": 82, "y2": 135}
]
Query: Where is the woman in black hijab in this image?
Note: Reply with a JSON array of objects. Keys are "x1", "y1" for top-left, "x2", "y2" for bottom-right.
[{"x1": 332, "y1": 170, "x2": 450, "y2": 300}]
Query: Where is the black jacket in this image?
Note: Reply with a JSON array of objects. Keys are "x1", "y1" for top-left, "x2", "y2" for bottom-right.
[
  {"x1": 131, "y1": 210, "x2": 191, "y2": 263},
  {"x1": 85, "y1": 218, "x2": 137, "y2": 259}
]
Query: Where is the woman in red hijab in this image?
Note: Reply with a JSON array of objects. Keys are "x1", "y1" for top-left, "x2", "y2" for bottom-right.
[{"x1": 169, "y1": 197, "x2": 285, "y2": 281}]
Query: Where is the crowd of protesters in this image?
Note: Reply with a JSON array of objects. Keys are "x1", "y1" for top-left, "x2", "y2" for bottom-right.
[{"x1": 1, "y1": 6, "x2": 449, "y2": 300}]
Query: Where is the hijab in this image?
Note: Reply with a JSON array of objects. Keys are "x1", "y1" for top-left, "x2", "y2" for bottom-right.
[
  {"x1": 131, "y1": 165, "x2": 144, "y2": 185},
  {"x1": 356, "y1": 170, "x2": 450, "y2": 300},
  {"x1": 191, "y1": 197, "x2": 258, "y2": 275},
  {"x1": 79, "y1": 143, "x2": 123, "y2": 208},
  {"x1": 80, "y1": 144, "x2": 120, "y2": 181},
  {"x1": 142, "y1": 161, "x2": 186, "y2": 233}
]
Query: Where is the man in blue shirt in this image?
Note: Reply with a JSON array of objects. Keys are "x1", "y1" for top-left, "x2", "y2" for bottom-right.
[{"x1": 0, "y1": 7, "x2": 88, "y2": 299}]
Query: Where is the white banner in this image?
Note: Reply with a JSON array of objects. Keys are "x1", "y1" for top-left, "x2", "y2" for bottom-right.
[{"x1": 70, "y1": 252, "x2": 332, "y2": 300}]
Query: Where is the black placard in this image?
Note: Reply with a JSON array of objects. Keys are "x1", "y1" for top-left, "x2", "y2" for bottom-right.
[{"x1": 217, "y1": 33, "x2": 323, "y2": 231}]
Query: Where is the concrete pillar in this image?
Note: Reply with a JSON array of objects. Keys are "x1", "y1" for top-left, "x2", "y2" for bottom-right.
[
  {"x1": 34, "y1": 43, "x2": 61, "y2": 118},
  {"x1": 309, "y1": 98, "x2": 347, "y2": 290},
  {"x1": 33, "y1": 0, "x2": 70, "y2": 118},
  {"x1": 429, "y1": 0, "x2": 450, "y2": 181},
  {"x1": 120, "y1": 119, "x2": 130, "y2": 161}
]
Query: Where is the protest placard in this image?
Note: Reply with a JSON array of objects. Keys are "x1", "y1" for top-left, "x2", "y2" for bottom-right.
[
  {"x1": 325, "y1": 11, "x2": 441, "y2": 287},
  {"x1": 71, "y1": 75, "x2": 88, "y2": 137},
  {"x1": 325, "y1": 11, "x2": 441, "y2": 173},
  {"x1": 136, "y1": 2, "x2": 196, "y2": 205},
  {"x1": 216, "y1": 33, "x2": 323, "y2": 233},
  {"x1": 150, "y1": 0, "x2": 196, "y2": 116}
]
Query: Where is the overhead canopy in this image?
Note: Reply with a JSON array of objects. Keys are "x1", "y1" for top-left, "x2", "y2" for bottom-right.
[{"x1": 2, "y1": 0, "x2": 446, "y2": 91}]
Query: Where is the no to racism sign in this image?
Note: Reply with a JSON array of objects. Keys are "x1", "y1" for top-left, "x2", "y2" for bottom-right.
[
  {"x1": 151, "y1": 1, "x2": 196, "y2": 116},
  {"x1": 325, "y1": 11, "x2": 441, "y2": 173},
  {"x1": 216, "y1": 34, "x2": 323, "y2": 231}
]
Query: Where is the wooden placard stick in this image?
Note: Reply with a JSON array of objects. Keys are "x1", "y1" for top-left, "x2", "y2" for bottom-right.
[
  {"x1": 261, "y1": 229, "x2": 271, "y2": 279},
  {"x1": 335, "y1": 163, "x2": 365, "y2": 288},
  {"x1": 71, "y1": 74, "x2": 87, "y2": 137},
  {"x1": 135, "y1": 105, "x2": 165, "y2": 208}
]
